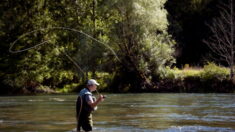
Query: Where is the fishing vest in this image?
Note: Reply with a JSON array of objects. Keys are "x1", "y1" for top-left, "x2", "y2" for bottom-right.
[{"x1": 77, "y1": 88, "x2": 94, "y2": 115}]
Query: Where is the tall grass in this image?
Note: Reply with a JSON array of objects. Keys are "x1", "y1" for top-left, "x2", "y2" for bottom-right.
[{"x1": 164, "y1": 62, "x2": 230, "y2": 80}]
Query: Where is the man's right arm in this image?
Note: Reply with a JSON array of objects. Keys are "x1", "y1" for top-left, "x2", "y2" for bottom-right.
[{"x1": 87, "y1": 95, "x2": 104, "y2": 108}]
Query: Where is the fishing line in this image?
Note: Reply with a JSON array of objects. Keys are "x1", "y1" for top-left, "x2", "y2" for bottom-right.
[
  {"x1": 10, "y1": 27, "x2": 111, "y2": 97},
  {"x1": 9, "y1": 27, "x2": 108, "y2": 122},
  {"x1": 9, "y1": 26, "x2": 120, "y2": 62}
]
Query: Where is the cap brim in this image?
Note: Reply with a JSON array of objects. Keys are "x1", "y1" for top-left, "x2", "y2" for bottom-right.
[{"x1": 95, "y1": 83, "x2": 100, "y2": 86}]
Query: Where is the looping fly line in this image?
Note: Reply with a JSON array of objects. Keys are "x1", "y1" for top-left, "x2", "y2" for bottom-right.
[{"x1": 9, "y1": 27, "x2": 120, "y2": 61}]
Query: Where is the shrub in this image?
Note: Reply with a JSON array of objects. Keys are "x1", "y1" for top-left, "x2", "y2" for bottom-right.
[
  {"x1": 163, "y1": 63, "x2": 229, "y2": 81},
  {"x1": 56, "y1": 83, "x2": 80, "y2": 93},
  {"x1": 200, "y1": 62, "x2": 229, "y2": 81},
  {"x1": 182, "y1": 68, "x2": 202, "y2": 77},
  {"x1": 163, "y1": 66, "x2": 201, "y2": 79},
  {"x1": 95, "y1": 72, "x2": 115, "y2": 92},
  {"x1": 161, "y1": 66, "x2": 177, "y2": 79}
]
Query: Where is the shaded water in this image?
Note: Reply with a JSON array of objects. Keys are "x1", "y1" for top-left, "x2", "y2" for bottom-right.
[{"x1": 0, "y1": 94, "x2": 235, "y2": 132}]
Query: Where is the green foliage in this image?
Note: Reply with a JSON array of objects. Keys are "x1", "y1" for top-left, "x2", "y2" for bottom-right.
[
  {"x1": 200, "y1": 62, "x2": 230, "y2": 80},
  {"x1": 95, "y1": 72, "x2": 115, "y2": 91},
  {"x1": 161, "y1": 66, "x2": 178, "y2": 79},
  {"x1": 164, "y1": 63, "x2": 229, "y2": 82},
  {"x1": 0, "y1": 0, "x2": 177, "y2": 94},
  {"x1": 163, "y1": 66, "x2": 202, "y2": 79},
  {"x1": 0, "y1": 0, "x2": 82, "y2": 93},
  {"x1": 56, "y1": 83, "x2": 79, "y2": 93},
  {"x1": 106, "y1": 0, "x2": 175, "y2": 90},
  {"x1": 0, "y1": 0, "x2": 233, "y2": 94}
]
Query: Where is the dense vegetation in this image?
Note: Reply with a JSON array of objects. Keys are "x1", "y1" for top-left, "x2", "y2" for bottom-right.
[{"x1": 0, "y1": 0, "x2": 234, "y2": 94}]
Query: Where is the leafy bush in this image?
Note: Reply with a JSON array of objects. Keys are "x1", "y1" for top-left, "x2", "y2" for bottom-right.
[
  {"x1": 163, "y1": 66, "x2": 202, "y2": 79},
  {"x1": 163, "y1": 63, "x2": 229, "y2": 81},
  {"x1": 69, "y1": 72, "x2": 115, "y2": 93},
  {"x1": 162, "y1": 66, "x2": 181, "y2": 79},
  {"x1": 182, "y1": 68, "x2": 202, "y2": 77},
  {"x1": 200, "y1": 62, "x2": 229, "y2": 80},
  {"x1": 95, "y1": 72, "x2": 115, "y2": 91},
  {"x1": 56, "y1": 83, "x2": 79, "y2": 93}
]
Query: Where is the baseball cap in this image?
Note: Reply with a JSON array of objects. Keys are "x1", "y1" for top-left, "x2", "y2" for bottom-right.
[{"x1": 87, "y1": 79, "x2": 100, "y2": 86}]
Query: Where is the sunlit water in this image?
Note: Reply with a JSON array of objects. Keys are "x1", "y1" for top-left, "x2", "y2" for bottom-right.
[{"x1": 0, "y1": 94, "x2": 235, "y2": 132}]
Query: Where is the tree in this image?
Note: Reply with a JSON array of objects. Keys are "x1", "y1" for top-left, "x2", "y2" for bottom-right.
[
  {"x1": 0, "y1": 0, "x2": 87, "y2": 93},
  {"x1": 107, "y1": 0, "x2": 175, "y2": 91},
  {"x1": 0, "y1": 0, "x2": 121, "y2": 93},
  {"x1": 0, "y1": 0, "x2": 175, "y2": 93},
  {"x1": 204, "y1": 0, "x2": 235, "y2": 79}
]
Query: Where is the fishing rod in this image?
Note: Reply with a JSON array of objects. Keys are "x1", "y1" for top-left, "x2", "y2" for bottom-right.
[
  {"x1": 9, "y1": 26, "x2": 121, "y2": 81},
  {"x1": 95, "y1": 89, "x2": 106, "y2": 98},
  {"x1": 10, "y1": 26, "x2": 110, "y2": 131},
  {"x1": 10, "y1": 26, "x2": 112, "y2": 100}
]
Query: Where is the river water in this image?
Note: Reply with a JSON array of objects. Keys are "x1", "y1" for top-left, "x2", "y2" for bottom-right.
[{"x1": 0, "y1": 94, "x2": 234, "y2": 132}]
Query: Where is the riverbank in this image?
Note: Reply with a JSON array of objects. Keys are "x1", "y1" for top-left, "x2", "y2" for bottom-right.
[
  {"x1": 105, "y1": 63, "x2": 235, "y2": 93},
  {"x1": 1, "y1": 78, "x2": 234, "y2": 95},
  {"x1": 146, "y1": 77, "x2": 235, "y2": 93},
  {"x1": 1, "y1": 63, "x2": 234, "y2": 95}
]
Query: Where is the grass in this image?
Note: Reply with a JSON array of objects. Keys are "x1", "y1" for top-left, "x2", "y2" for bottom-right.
[
  {"x1": 55, "y1": 62, "x2": 232, "y2": 93},
  {"x1": 173, "y1": 67, "x2": 203, "y2": 78},
  {"x1": 55, "y1": 71, "x2": 115, "y2": 93},
  {"x1": 165, "y1": 62, "x2": 230, "y2": 80}
]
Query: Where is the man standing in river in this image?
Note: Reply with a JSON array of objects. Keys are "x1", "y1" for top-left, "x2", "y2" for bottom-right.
[{"x1": 76, "y1": 79, "x2": 105, "y2": 132}]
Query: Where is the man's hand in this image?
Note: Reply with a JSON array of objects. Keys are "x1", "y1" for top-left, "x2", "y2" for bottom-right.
[
  {"x1": 98, "y1": 94, "x2": 105, "y2": 102},
  {"x1": 88, "y1": 94, "x2": 105, "y2": 108}
]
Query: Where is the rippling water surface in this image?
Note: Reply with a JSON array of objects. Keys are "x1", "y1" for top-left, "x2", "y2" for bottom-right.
[{"x1": 0, "y1": 94, "x2": 235, "y2": 132}]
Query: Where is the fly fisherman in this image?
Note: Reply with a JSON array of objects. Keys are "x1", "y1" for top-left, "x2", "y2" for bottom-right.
[{"x1": 76, "y1": 79, "x2": 105, "y2": 132}]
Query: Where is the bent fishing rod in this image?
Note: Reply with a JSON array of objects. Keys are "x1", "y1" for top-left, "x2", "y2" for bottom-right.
[{"x1": 9, "y1": 26, "x2": 110, "y2": 97}]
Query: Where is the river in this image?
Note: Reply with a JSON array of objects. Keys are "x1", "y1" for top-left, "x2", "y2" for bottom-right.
[{"x1": 0, "y1": 94, "x2": 234, "y2": 132}]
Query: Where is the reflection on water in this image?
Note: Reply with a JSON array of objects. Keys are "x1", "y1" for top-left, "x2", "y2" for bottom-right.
[{"x1": 0, "y1": 94, "x2": 235, "y2": 132}]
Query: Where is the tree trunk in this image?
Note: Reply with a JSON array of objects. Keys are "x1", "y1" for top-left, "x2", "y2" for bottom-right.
[
  {"x1": 230, "y1": 0, "x2": 234, "y2": 80},
  {"x1": 230, "y1": 66, "x2": 234, "y2": 79},
  {"x1": 91, "y1": 0, "x2": 97, "y2": 79}
]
